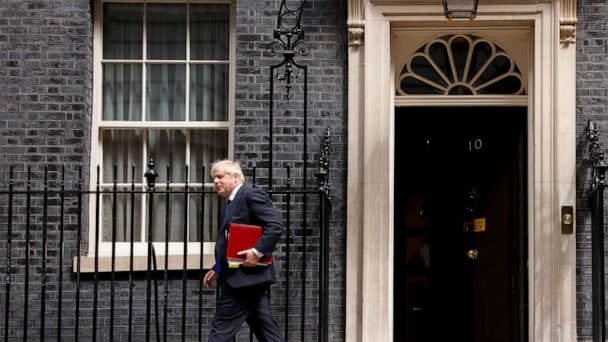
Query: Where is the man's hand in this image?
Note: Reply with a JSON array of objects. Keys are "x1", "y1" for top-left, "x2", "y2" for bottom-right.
[
  {"x1": 237, "y1": 249, "x2": 260, "y2": 267},
  {"x1": 203, "y1": 269, "x2": 217, "y2": 288}
]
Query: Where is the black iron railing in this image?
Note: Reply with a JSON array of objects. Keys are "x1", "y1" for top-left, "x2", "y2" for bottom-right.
[
  {"x1": 0, "y1": 146, "x2": 331, "y2": 341},
  {"x1": 586, "y1": 120, "x2": 607, "y2": 342}
]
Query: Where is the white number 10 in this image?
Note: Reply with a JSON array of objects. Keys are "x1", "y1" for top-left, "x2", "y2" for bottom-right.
[{"x1": 468, "y1": 138, "x2": 483, "y2": 151}]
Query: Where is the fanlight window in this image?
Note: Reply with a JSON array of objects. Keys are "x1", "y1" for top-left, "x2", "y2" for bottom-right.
[{"x1": 397, "y1": 34, "x2": 526, "y2": 95}]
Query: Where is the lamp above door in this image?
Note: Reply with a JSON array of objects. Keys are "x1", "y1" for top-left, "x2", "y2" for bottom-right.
[{"x1": 443, "y1": 0, "x2": 478, "y2": 20}]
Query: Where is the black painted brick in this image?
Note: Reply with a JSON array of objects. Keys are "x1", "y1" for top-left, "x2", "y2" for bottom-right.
[{"x1": 577, "y1": 0, "x2": 608, "y2": 340}]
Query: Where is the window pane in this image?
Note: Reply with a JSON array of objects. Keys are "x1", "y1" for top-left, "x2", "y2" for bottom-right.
[
  {"x1": 190, "y1": 4, "x2": 229, "y2": 60},
  {"x1": 103, "y1": 64, "x2": 142, "y2": 121},
  {"x1": 401, "y1": 76, "x2": 444, "y2": 95},
  {"x1": 147, "y1": 64, "x2": 186, "y2": 121},
  {"x1": 190, "y1": 130, "x2": 228, "y2": 183},
  {"x1": 150, "y1": 190, "x2": 186, "y2": 242},
  {"x1": 468, "y1": 41, "x2": 494, "y2": 83},
  {"x1": 147, "y1": 4, "x2": 186, "y2": 60},
  {"x1": 148, "y1": 130, "x2": 187, "y2": 183},
  {"x1": 102, "y1": 129, "x2": 143, "y2": 183},
  {"x1": 410, "y1": 55, "x2": 448, "y2": 87},
  {"x1": 189, "y1": 192, "x2": 220, "y2": 242},
  {"x1": 189, "y1": 64, "x2": 228, "y2": 121},
  {"x1": 103, "y1": 3, "x2": 143, "y2": 60},
  {"x1": 451, "y1": 37, "x2": 470, "y2": 82},
  {"x1": 102, "y1": 193, "x2": 142, "y2": 242}
]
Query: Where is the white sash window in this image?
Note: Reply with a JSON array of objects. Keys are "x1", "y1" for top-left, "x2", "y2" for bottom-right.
[{"x1": 92, "y1": 1, "x2": 233, "y2": 255}]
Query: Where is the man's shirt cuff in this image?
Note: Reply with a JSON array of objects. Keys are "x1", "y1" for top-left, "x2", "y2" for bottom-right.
[{"x1": 251, "y1": 248, "x2": 264, "y2": 257}]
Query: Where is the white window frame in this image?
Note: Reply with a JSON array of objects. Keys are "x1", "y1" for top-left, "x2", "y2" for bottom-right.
[{"x1": 84, "y1": 0, "x2": 235, "y2": 271}]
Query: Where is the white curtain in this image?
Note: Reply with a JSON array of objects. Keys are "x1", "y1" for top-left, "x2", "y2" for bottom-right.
[
  {"x1": 190, "y1": 64, "x2": 228, "y2": 121},
  {"x1": 102, "y1": 130, "x2": 143, "y2": 242},
  {"x1": 103, "y1": 64, "x2": 142, "y2": 121},
  {"x1": 190, "y1": 4, "x2": 229, "y2": 60},
  {"x1": 148, "y1": 130, "x2": 187, "y2": 242},
  {"x1": 147, "y1": 64, "x2": 186, "y2": 121},
  {"x1": 190, "y1": 4, "x2": 229, "y2": 121},
  {"x1": 189, "y1": 131, "x2": 228, "y2": 241},
  {"x1": 102, "y1": 193, "x2": 142, "y2": 243},
  {"x1": 102, "y1": 3, "x2": 143, "y2": 121},
  {"x1": 103, "y1": 3, "x2": 142, "y2": 60},
  {"x1": 147, "y1": 4, "x2": 186, "y2": 60}
]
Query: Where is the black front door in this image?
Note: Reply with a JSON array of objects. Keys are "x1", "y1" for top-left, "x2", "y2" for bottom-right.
[{"x1": 393, "y1": 107, "x2": 528, "y2": 341}]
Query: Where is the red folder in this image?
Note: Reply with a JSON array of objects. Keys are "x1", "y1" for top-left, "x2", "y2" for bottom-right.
[{"x1": 226, "y1": 223, "x2": 273, "y2": 267}]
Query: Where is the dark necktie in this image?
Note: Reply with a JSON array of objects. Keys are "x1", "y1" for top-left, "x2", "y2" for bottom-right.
[
  {"x1": 215, "y1": 200, "x2": 232, "y2": 275},
  {"x1": 223, "y1": 199, "x2": 232, "y2": 223}
]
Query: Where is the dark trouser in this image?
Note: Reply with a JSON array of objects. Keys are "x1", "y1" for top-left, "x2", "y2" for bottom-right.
[{"x1": 208, "y1": 282, "x2": 283, "y2": 342}]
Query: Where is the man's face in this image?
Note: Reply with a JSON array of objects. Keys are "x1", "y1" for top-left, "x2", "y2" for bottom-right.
[{"x1": 213, "y1": 169, "x2": 241, "y2": 198}]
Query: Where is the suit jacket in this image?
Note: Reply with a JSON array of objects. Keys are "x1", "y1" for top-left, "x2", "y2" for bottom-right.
[{"x1": 214, "y1": 185, "x2": 283, "y2": 288}]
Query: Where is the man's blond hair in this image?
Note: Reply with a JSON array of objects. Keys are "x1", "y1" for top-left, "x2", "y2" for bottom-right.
[{"x1": 210, "y1": 159, "x2": 245, "y2": 182}]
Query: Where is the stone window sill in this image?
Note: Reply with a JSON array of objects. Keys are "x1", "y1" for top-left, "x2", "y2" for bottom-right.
[{"x1": 72, "y1": 252, "x2": 215, "y2": 273}]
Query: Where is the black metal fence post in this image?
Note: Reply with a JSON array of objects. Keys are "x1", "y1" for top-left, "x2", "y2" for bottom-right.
[
  {"x1": 144, "y1": 158, "x2": 158, "y2": 341},
  {"x1": 128, "y1": 164, "x2": 136, "y2": 342},
  {"x1": 41, "y1": 166, "x2": 48, "y2": 341},
  {"x1": 316, "y1": 128, "x2": 331, "y2": 342},
  {"x1": 75, "y1": 165, "x2": 82, "y2": 341},
  {"x1": 591, "y1": 188, "x2": 606, "y2": 342},
  {"x1": 3, "y1": 166, "x2": 13, "y2": 342},
  {"x1": 58, "y1": 165, "x2": 65, "y2": 342},
  {"x1": 164, "y1": 165, "x2": 171, "y2": 342},
  {"x1": 198, "y1": 165, "x2": 206, "y2": 342},
  {"x1": 266, "y1": 2, "x2": 311, "y2": 340},
  {"x1": 284, "y1": 165, "x2": 291, "y2": 342},
  {"x1": 182, "y1": 165, "x2": 189, "y2": 342},
  {"x1": 110, "y1": 165, "x2": 118, "y2": 341},
  {"x1": 93, "y1": 165, "x2": 100, "y2": 341},
  {"x1": 586, "y1": 120, "x2": 607, "y2": 342},
  {"x1": 24, "y1": 166, "x2": 31, "y2": 341}
]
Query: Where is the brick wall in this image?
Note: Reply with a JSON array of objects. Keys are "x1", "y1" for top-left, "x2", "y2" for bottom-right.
[
  {"x1": 0, "y1": 0, "x2": 92, "y2": 181},
  {"x1": 576, "y1": 0, "x2": 608, "y2": 340}
]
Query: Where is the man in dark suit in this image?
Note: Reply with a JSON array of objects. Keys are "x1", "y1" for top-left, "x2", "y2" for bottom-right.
[{"x1": 203, "y1": 159, "x2": 284, "y2": 342}]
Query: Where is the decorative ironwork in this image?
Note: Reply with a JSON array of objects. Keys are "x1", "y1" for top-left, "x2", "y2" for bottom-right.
[
  {"x1": 266, "y1": 0, "x2": 310, "y2": 95},
  {"x1": 265, "y1": 0, "x2": 311, "y2": 190},
  {"x1": 586, "y1": 120, "x2": 608, "y2": 191}
]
